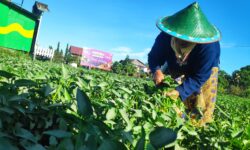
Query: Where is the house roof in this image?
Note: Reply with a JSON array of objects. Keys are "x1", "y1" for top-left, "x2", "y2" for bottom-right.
[
  {"x1": 130, "y1": 59, "x2": 147, "y2": 68},
  {"x1": 69, "y1": 45, "x2": 83, "y2": 56}
]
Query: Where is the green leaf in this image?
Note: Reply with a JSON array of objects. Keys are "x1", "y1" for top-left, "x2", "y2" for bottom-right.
[
  {"x1": 246, "y1": 125, "x2": 250, "y2": 138},
  {"x1": 13, "y1": 106, "x2": 26, "y2": 114},
  {"x1": 119, "y1": 87, "x2": 132, "y2": 94},
  {"x1": 64, "y1": 88, "x2": 71, "y2": 101},
  {"x1": 146, "y1": 143, "x2": 156, "y2": 150},
  {"x1": 15, "y1": 128, "x2": 37, "y2": 143},
  {"x1": 76, "y1": 88, "x2": 93, "y2": 118},
  {"x1": 74, "y1": 134, "x2": 85, "y2": 150},
  {"x1": 48, "y1": 103, "x2": 65, "y2": 108},
  {"x1": 57, "y1": 138, "x2": 74, "y2": 150},
  {"x1": 0, "y1": 138, "x2": 18, "y2": 150},
  {"x1": 58, "y1": 118, "x2": 68, "y2": 130},
  {"x1": 111, "y1": 89, "x2": 121, "y2": 97},
  {"x1": 121, "y1": 131, "x2": 133, "y2": 144},
  {"x1": 45, "y1": 116, "x2": 53, "y2": 129},
  {"x1": 0, "y1": 132, "x2": 12, "y2": 139},
  {"x1": 49, "y1": 136, "x2": 58, "y2": 146},
  {"x1": 133, "y1": 126, "x2": 142, "y2": 134},
  {"x1": 231, "y1": 138, "x2": 243, "y2": 148},
  {"x1": 135, "y1": 136, "x2": 145, "y2": 150},
  {"x1": 181, "y1": 126, "x2": 198, "y2": 136},
  {"x1": 62, "y1": 64, "x2": 69, "y2": 79},
  {"x1": 98, "y1": 82, "x2": 108, "y2": 88},
  {"x1": 84, "y1": 74, "x2": 93, "y2": 81},
  {"x1": 134, "y1": 109, "x2": 142, "y2": 118},
  {"x1": 243, "y1": 140, "x2": 250, "y2": 148},
  {"x1": 84, "y1": 135, "x2": 97, "y2": 150},
  {"x1": 26, "y1": 144, "x2": 46, "y2": 150},
  {"x1": 43, "y1": 130, "x2": 72, "y2": 138},
  {"x1": 106, "y1": 108, "x2": 116, "y2": 120},
  {"x1": 0, "y1": 70, "x2": 16, "y2": 79},
  {"x1": 34, "y1": 74, "x2": 47, "y2": 80},
  {"x1": 119, "y1": 108, "x2": 133, "y2": 131},
  {"x1": 76, "y1": 77, "x2": 88, "y2": 89},
  {"x1": 135, "y1": 127, "x2": 145, "y2": 150},
  {"x1": 0, "y1": 107, "x2": 14, "y2": 115},
  {"x1": 9, "y1": 93, "x2": 28, "y2": 102},
  {"x1": 231, "y1": 129, "x2": 244, "y2": 138},
  {"x1": 98, "y1": 139, "x2": 127, "y2": 150},
  {"x1": 152, "y1": 110, "x2": 157, "y2": 120},
  {"x1": 89, "y1": 80, "x2": 96, "y2": 87},
  {"x1": 43, "y1": 84, "x2": 54, "y2": 97},
  {"x1": 15, "y1": 79, "x2": 37, "y2": 87},
  {"x1": 149, "y1": 127, "x2": 177, "y2": 149}
]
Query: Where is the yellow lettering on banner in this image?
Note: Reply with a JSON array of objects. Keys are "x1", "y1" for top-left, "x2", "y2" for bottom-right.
[{"x1": 0, "y1": 23, "x2": 34, "y2": 38}]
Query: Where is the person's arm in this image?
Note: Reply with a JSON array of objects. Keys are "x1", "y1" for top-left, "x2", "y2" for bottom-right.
[
  {"x1": 148, "y1": 32, "x2": 169, "y2": 74},
  {"x1": 176, "y1": 42, "x2": 220, "y2": 101}
]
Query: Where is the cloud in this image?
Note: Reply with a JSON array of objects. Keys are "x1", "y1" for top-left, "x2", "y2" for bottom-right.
[
  {"x1": 110, "y1": 47, "x2": 151, "y2": 63},
  {"x1": 221, "y1": 42, "x2": 236, "y2": 48},
  {"x1": 221, "y1": 43, "x2": 250, "y2": 49},
  {"x1": 143, "y1": 48, "x2": 151, "y2": 52},
  {"x1": 111, "y1": 46, "x2": 132, "y2": 53}
]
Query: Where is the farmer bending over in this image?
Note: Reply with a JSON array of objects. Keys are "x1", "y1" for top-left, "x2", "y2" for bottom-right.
[{"x1": 148, "y1": 2, "x2": 221, "y2": 126}]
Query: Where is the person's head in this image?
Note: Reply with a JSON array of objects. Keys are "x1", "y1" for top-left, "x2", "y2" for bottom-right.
[
  {"x1": 172, "y1": 37, "x2": 196, "y2": 54},
  {"x1": 156, "y1": 2, "x2": 221, "y2": 44}
]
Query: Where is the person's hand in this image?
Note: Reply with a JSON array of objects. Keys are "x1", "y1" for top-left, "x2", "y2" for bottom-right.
[
  {"x1": 164, "y1": 90, "x2": 180, "y2": 100},
  {"x1": 153, "y1": 70, "x2": 164, "y2": 85}
]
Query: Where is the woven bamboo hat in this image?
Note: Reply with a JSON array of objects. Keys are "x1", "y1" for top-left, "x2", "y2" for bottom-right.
[{"x1": 157, "y1": 2, "x2": 221, "y2": 43}]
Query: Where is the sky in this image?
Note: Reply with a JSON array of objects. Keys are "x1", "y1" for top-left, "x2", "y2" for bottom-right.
[{"x1": 11, "y1": 0, "x2": 250, "y2": 74}]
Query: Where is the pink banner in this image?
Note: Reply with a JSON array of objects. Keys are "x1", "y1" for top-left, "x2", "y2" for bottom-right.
[{"x1": 80, "y1": 48, "x2": 112, "y2": 71}]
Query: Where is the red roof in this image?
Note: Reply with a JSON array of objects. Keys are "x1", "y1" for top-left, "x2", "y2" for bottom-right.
[{"x1": 69, "y1": 46, "x2": 83, "y2": 56}]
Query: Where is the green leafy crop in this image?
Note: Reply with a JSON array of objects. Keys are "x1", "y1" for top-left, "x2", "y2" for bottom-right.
[{"x1": 0, "y1": 50, "x2": 249, "y2": 149}]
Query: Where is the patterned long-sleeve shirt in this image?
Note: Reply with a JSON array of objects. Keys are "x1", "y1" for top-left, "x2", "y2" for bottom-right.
[{"x1": 148, "y1": 32, "x2": 220, "y2": 101}]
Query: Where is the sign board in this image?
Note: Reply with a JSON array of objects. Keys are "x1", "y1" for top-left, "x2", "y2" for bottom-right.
[
  {"x1": 80, "y1": 48, "x2": 112, "y2": 71},
  {"x1": 0, "y1": 1, "x2": 36, "y2": 52}
]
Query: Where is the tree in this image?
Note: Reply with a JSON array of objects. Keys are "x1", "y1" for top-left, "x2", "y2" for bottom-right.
[
  {"x1": 112, "y1": 61, "x2": 123, "y2": 74},
  {"x1": 53, "y1": 42, "x2": 64, "y2": 63},
  {"x1": 56, "y1": 42, "x2": 60, "y2": 52},
  {"x1": 218, "y1": 70, "x2": 231, "y2": 93},
  {"x1": 60, "y1": 49, "x2": 63, "y2": 56},
  {"x1": 64, "y1": 44, "x2": 69, "y2": 58},
  {"x1": 231, "y1": 65, "x2": 250, "y2": 97},
  {"x1": 64, "y1": 44, "x2": 75, "y2": 64},
  {"x1": 216, "y1": 66, "x2": 250, "y2": 97},
  {"x1": 232, "y1": 65, "x2": 250, "y2": 88},
  {"x1": 112, "y1": 55, "x2": 137, "y2": 76}
]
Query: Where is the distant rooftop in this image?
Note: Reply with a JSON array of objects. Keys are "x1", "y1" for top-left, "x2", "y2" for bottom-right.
[
  {"x1": 130, "y1": 59, "x2": 147, "y2": 68},
  {"x1": 69, "y1": 45, "x2": 83, "y2": 56}
]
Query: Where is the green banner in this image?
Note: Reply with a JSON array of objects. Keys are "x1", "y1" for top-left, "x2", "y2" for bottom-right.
[{"x1": 0, "y1": 2, "x2": 36, "y2": 52}]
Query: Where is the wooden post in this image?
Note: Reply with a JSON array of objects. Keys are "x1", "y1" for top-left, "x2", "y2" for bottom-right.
[{"x1": 33, "y1": 45, "x2": 36, "y2": 60}]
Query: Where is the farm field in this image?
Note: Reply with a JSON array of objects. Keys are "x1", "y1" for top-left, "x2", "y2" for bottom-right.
[{"x1": 0, "y1": 50, "x2": 250, "y2": 150}]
